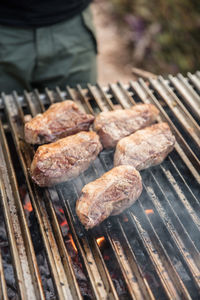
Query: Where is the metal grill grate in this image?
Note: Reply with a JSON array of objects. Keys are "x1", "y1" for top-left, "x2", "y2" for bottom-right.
[{"x1": 0, "y1": 72, "x2": 200, "y2": 300}]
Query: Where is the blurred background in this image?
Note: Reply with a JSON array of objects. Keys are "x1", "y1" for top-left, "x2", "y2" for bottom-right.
[{"x1": 92, "y1": 0, "x2": 200, "y2": 85}]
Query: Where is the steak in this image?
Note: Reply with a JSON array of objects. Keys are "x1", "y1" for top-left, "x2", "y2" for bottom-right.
[
  {"x1": 24, "y1": 100, "x2": 94, "y2": 144},
  {"x1": 114, "y1": 122, "x2": 175, "y2": 170},
  {"x1": 31, "y1": 131, "x2": 102, "y2": 187},
  {"x1": 76, "y1": 165, "x2": 142, "y2": 229},
  {"x1": 93, "y1": 103, "x2": 159, "y2": 148}
]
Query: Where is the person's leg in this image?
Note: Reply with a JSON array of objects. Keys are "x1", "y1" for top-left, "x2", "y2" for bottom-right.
[
  {"x1": 32, "y1": 5, "x2": 97, "y2": 91},
  {"x1": 0, "y1": 25, "x2": 35, "y2": 94}
]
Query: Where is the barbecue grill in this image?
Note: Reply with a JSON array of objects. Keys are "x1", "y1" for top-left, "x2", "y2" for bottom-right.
[{"x1": 0, "y1": 72, "x2": 200, "y2": 300}]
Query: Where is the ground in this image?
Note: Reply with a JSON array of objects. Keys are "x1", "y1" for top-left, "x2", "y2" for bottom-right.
[{"x1": 92, "y1": 1, "x2": 135, "y2": 85}]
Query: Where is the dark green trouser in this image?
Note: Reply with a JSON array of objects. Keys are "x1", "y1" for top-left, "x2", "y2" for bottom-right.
[{"x1": 0, "y1": 6, "x2": 97, "y2": 94}]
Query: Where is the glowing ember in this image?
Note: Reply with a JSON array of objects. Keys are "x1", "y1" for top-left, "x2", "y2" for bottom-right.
[
  {"x1": 68, "y1": 234, "x2": 77, "y2": 252},
  {"x1": 58, "y1": 208, "x2": 64, "y2": 214},
  {"x1": 24, "y1": 200, "x2": 33, "y2": 212},
  {"x1": 60, "y1": 220, "x2": 68, "y2": 227},
  {"x1": 145, "y1": 209, "x2": 154, "y2": 215},
  {"x1": 96, "y1": 237, "x2": 105, "y2": 247}
]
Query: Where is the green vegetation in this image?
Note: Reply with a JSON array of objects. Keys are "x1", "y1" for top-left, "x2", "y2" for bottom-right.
[{"x1": 109, "y1": 0, "x2": 200, "y2": 74}]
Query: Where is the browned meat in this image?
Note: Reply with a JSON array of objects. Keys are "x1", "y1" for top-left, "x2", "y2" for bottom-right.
[
  {"x1": 24, "y1": 100, "x2": 94, "y2": 144},
  {"x1": 93, "y1": 103, "x2": 159, "y2": 148},
  {"x1": 76, "y1": 165, "x2": 142, "y2": 229},
  {"x1": 31, "y1": 131, "x2": 102, "y2": 187},
  {"x1": 114, "y1": 122, "x2": 175, "y2": 170}
]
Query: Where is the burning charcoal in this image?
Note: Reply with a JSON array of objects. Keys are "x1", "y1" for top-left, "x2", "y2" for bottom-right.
[{"x1": 0, "y1": 225, "x2": 8, "y2": 247}]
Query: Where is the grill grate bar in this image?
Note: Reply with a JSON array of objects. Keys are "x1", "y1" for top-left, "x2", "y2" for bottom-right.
[
  {"x1": 149, "y1": 77, "x2": 200, "y2": 148},
  {"x1": 81, "y1": 163, "x2": 145, "y2": 299},
  {"x1": 0, "y1": 118, "x2": 45, "y2": 299},
  {"x1": 70, "y1": 82, "x2": 156, "y2": 299},
  {"x1": 169, "y1": 74, "x2": 200, "y2": 120},
  {"x1": 129, "y1": 209, "x2": 183, "y2": 300},
  {"x1": 58, "y1": 188, "x2": 118, "y2": 300},
  {"x1": 87, "y1": 84, "x2": 111, "y2": 112},
  {"x1": 44, "y1": 188, "x2": 83, "y2": 300},
  {"x1": 77, "y1": 85, "x2": 96, "y2": 114},
  {"x1": 0, "y1": 120, "x2": 35, "y2": 299},
  {"x1": 109, "y1": 83, "x2": 132, "y2": 109},
  {"x1": 187, "y1": 73, "x2": 200, "y2": 92},
  {"x1": 2, "y1": 94, "x2": 74, "y2": 299},
  {"x1": 23, "y1": 91, "x2": 89, "y2": 299},
  {"x1": 86, "y1": 89, "x2": 160, "y2": 299},
  {"x1": 112, "y1": 219, "x2": 155, "y2": 300},
  {"x1": 96, "y1": 83, "x2": 116, "y2": 110},
  {"x1": 0, "y1": 73, "x2": 199, "y2": 299},
  {"x1": 130, "y1": 201, "x2": 194, "y2": 300},
  {"x1": 160, "y1": 161, "x2": 200, "y2": 228},
  {"x1": 99, "y1": 141, "x2": 199, "y2": 299},
  {"x1": 86, "y1": 80, "x2": 200, "y2": 298},
  {"x1": 61, "y1": 181, "x2": 120, "y2": 300},
  {"x1": 106, "y1": 228, "x2": 150, "y2": 300},
  {"x1": 130, "y1": 79, "x2": 200, "y2": 183},
  {"x1": 95, "y1": 154, "x2": 159, "y2": 300},
  {"x1": 142, "y1": 170, "x2": 200, "y2": 289},
  {"x1": 29, "y1": 89, "x2": 118, "y2": 300}
]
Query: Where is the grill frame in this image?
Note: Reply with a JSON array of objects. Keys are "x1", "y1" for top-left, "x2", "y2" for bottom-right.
[{"x1": 0, "y1": 72, "x2": 200, "y2": 300}]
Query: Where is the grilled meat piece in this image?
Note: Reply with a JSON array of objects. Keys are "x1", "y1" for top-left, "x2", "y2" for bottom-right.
[
  {"x1": 31, "y1": 131, "x2": 102, "y2": 187},
  {"x1": 25, "y1": 100, "x2": 94, "y2": 144},
  {"x1": 76, "y1": 165, "x2": 142, "y2": 229},
  {"x1": 93, "y1": 103, "x2": 159, "y2": 148},
  {"x1": 114, "y1": 122, "x2": 175, "y2": 170}
]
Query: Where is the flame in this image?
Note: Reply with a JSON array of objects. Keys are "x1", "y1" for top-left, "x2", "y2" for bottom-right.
[
  {"x1": 96, "y1": 237, "x2": 105, "y2": 247},
  {"x1": 68, "y1": 234, "x2": 77, "y2": 252},
  {"x1": 59, "y1": 208, "x2": 64, "y2": 214},
  {"x1": 24, "y1": 200, "x2": 33, "y2": 212},
  {"x1": 145, "y1": 209, "x2": 154, "y2": 215}
]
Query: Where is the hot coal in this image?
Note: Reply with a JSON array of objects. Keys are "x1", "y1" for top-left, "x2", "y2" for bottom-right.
[{"x1": 0, "y1": 209, "x2": 19, "y2": 299}]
